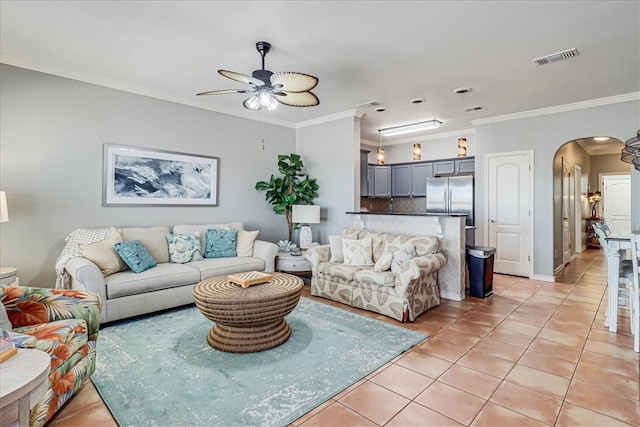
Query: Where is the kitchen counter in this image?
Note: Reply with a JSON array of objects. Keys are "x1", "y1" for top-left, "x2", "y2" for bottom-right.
[{"x1": 346, "y1": 211, "x2": 467, "y2": 217}]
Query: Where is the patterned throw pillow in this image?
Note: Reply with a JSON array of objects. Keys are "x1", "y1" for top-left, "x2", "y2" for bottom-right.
[
  {"x1": 329, "y1": 233, "x2": 359, "y2": 263},
  {"x1": 166, "y1": 233, "x2": 203, "y2": 263},
  {"x1": 343, "y1": 238, "x2": 374, "y2": 266},
  {"x1": 205, "y1": 229, "x2": 238, "y2": 258},
  {"x1": 390, "y1": 242, "x2": 417, "y2": 274},
  {"x1": 114, "y1": 240, "x2": 157, "y2": 273}
]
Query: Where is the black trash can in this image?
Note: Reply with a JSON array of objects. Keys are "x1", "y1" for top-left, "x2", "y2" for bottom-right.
[{"x1": 466, "y1": 246, "x2": 496, "y2": 298}]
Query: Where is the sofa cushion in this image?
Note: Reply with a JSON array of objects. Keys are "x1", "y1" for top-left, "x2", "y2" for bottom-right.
[
  {"x1": 343, "y1": 238, "x2": 374, "y2": 266},
  {"x1": 79, "y1": 231, "x2": 127, "y2": 276},
  {"x1": 356, "y1": 231, "x2": 385, "y2": 262},
  {"x1": 121, "y1": 226, "x2": 171, "y2": 263},
  {"x1": 166, "y1": 232, "x2": 203, "y2": 263},
  {"x1": 236, "y1": 229, "x2": 259, "y2": 257},
  {"x1": 353, "y1": 269, "x2": 396, "y2": 287},
  {"x1": 174, "y1": 223, "x2": 244, "y2": 254},
  {"x1": 188, "y1": 257, "x2": 266, "y2": 280},
  {"x1": 318, "y1": 262, "x2": 363, "y2": 282},
  {"x1": 114, "y1": 240, "x2": 157, "y2": 273},
  {"x1": 412, "y1": 236, "x2": 440, "y2": 256},
  {"x1": 105, "y1": 263, "x2": 200, "y2": 299},
  {"x1": 205, "y1": 229, "x2": 238, "y2": 258}
]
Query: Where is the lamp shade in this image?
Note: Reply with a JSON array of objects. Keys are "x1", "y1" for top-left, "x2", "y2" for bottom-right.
[
  {"x1": 0, "y1": 191, "x2": 8, "y2": 223},
  {"x1": 292, "y1": 205, "x2": 320, "y2": 224}
]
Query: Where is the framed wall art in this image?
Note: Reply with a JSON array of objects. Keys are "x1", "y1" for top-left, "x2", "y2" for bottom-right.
[{"x1": 103, "y1": 144, "x2": 219, "y2": 206}]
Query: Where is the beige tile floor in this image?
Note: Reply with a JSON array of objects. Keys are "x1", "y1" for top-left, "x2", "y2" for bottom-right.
[{"x1": 47, "y1": 249, "x2": 640, "y2": 427}]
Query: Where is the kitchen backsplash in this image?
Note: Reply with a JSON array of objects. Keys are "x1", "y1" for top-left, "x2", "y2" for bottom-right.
[{"x1": 360, "y1": 197, "x2": 426, "y2": 213}]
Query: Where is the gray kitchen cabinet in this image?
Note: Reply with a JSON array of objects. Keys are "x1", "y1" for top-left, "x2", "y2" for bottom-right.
[
  {"x1": 373, "y1": 165, "x2": 392, "y2": 198},
  {"x1": 411, "y1": 163, "x2": 432, "y2": 196},
  {"x1": 360, "y1": 150, "x2": 370, "y2": 196},
  {"x1": 434, "y1": 160, "x2": 455, "y2": 176},
  {"x1": 455, "y1": 158, "x2": 475, "y2": 174},
  {"x1": 391, "y1": 164, "x2": 411, "y2": 197},
  {"x1": 367, "y1": 165, "x2": 374, "y2": 197}
]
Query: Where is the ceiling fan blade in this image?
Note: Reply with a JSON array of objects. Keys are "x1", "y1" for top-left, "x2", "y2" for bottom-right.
[
  {"x1": 270, "y1": 72, "x2": 318, "y2": 93},
  {"x1": 196, "y1": 88, "x2": 253, "y2": 96},
  {"x1": 273, "y1": 91, "x2": 320, "y2": 107},
  {"x1": 218, "y1": 70, "x2": 264, "y2": 86}
]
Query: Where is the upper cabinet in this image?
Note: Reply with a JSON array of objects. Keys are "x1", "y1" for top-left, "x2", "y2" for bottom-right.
[
  {"x1": 361, "y1": 156, "x2": 474, "y2": 199},
  {"x1": 391, "y1": 163, "x2": 433, "y2": 197}
]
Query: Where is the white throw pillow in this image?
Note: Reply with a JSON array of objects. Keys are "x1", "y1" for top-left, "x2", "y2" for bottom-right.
[
  {"x1": 390, "y1": 242, "x2": 417, "y2": 274},
  {"x1": 79, "y1": 231, "x2": 127, "y2": 276},
  {"x1": 329, "y1": 233, "x2": 358, "y2": 263},
  {"x1": 0, "y1": 303, "x2": 12, "y2": 330},
  {"x1": 343, "y1": 238, "x2": 374, "y2": 266},
  {"x1": 237, "y1": 230, "x2": 259, "y2": 257},
  {"x1": 374, "y1": 251, "x2": 394, "y2": 272}
]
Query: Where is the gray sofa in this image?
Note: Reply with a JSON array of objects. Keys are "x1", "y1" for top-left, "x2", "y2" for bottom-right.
[
  {"x1": 306, "y1": 228, "x2": 446, "y2": 322},
  {"x1": 64, "y1": 222, "x2": 278, "y2": 323}
]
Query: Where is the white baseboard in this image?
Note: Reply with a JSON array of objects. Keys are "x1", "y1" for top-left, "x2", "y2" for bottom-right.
[
  {"x1": 440, "y1": 290, "x2": 464, "y2": 301},
  {"x1": 532, "y1": 274, "x2": 555, "y2": 283}
]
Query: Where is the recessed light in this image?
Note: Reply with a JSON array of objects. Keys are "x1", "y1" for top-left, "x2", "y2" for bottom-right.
[
  {"x1": 594, "y1": 137, "x2": 610, "y2": 141},
  {"x1": 454, "y1": 87, "x2": 471, "y2": 95}
]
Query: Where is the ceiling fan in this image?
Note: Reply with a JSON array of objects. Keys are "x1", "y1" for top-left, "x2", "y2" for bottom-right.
[{"x1": 197, "y1": 41, "x2": 319, "y2": 111}]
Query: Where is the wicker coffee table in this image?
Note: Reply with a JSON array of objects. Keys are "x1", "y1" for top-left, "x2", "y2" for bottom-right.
[{"x1": 193, "y1": 272, "x2": 304, "y2": 353}]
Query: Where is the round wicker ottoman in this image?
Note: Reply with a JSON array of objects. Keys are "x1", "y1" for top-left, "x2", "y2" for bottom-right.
[{"x1": 193, "y1": 272, "x2": 304, "y2": 353}]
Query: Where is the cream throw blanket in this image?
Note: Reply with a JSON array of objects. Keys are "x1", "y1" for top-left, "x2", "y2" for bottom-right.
[{"x1": 55, "y1": 227, "x2": 118, "y2": 289}]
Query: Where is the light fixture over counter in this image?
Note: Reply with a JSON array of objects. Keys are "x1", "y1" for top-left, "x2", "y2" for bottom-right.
[{"x1": 380, "y1": 119, "x2": 442, "y2": 137}]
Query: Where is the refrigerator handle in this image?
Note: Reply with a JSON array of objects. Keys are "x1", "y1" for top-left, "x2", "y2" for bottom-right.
[{"x1": 447, "y1": 187, "x2": 452, "y2": 213}]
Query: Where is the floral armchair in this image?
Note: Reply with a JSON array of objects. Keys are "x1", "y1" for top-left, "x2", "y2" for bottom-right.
[{"x1": 0, "y1": 286, "x2": 102, "y2": 427}]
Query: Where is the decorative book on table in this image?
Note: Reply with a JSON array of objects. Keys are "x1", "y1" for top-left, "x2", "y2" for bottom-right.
[{"x1": 227, "y1": 271, "x2": 273, "y2": 288}]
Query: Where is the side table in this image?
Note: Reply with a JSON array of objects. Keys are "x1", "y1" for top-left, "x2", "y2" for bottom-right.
[
  {"x1": 276, "y1": 251, "x2": 311, "y2": 278},
  {"x1": 0, "y1": 267, "x2": 18, "y2": 286},
  {"x1": 0, "y1": 349, "x2": 50, "y2": 427}
]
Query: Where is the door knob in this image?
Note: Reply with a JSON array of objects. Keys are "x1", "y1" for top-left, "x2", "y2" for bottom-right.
[{"x1": 490, "y1": 219, "x2": 496, "y2": 223}]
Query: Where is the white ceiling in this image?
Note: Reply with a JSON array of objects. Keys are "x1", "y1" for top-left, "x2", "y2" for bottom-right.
[{"x1": 1, "y1": 1, "x2": 638, "y2": 145}]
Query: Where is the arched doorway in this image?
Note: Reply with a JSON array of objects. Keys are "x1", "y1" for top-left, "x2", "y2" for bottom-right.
[{"x1": 552, "y1": 136, "x2": 627, "y2": 273}]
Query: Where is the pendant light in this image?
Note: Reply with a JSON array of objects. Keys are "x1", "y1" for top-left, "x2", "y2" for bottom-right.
[
  {"x1": 458, "y1": 137, "x2": 467, "y2": 157},
  {"x1": 377, "y1": 130, "x2": 385, "y2": 165},
  {"x1": 413, "y1": 144, "x2": 422, "y2": 160}
]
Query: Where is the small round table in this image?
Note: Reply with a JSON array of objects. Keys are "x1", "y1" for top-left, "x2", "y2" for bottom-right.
[
  {"x1": 0, "y1": 349, "x2": 50, "y2": 427},
  {"x1": 193, "y1": 272, "x2": 304, "y2": 353}
]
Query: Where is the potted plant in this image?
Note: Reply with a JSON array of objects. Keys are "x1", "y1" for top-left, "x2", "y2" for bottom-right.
[{"x1": 255, "y1": 154, "x2": 319, "y2": 243}]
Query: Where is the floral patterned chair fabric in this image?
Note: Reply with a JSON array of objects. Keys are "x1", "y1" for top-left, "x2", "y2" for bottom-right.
[{"x1": 0, "y1": 286, "x2": 102, "y2": 427}]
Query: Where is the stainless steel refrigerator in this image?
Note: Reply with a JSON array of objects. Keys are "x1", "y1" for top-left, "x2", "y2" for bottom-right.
[{"x1": 426, "y1": 175, "x2": 475, "y2": 245}]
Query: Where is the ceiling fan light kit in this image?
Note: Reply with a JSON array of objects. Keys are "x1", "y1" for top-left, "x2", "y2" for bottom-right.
[{"x1": 197, "y1": 41, "x2": 319, "y2": 111}]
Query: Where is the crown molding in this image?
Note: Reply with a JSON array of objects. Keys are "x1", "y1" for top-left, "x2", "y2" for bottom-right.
[
  {"x1": 471, "y1": 92, "x2": 640, "y2": 126},
  {"x1": 1, "y1": 57, "x2": 295, "y2": 129},
  {"x1": 295, "y1": 109, "x2": 362, "y2": 129}
]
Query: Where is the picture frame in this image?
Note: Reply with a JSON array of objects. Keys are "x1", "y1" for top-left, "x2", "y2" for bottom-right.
[{"x1": 103, "y1": 144, "x2": 219, "y2": 206}]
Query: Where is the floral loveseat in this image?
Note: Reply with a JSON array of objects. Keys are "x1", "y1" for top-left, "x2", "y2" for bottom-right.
[
  {"x1": 61, "y1": 222, "x2": 278, "y2": 324},
  {"x1": 0, "y1": 286, "x2": 102, "y2": 427},
  {"x1": 306, "y1": 228, "x2": 446, "y2": 322}
]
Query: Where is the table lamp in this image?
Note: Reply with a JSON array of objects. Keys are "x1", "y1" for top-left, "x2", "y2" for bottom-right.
[{"x1": 292, "y1": 205, "x2": 320, "y2": 250}]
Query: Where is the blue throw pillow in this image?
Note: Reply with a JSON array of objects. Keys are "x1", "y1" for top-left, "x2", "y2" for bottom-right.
[
  {"x1": 205, "y1": 229, "x2": 237, "y2": 258},
  {"x1": 114, "y1": 240, "x2": 157, "y2": 273}
]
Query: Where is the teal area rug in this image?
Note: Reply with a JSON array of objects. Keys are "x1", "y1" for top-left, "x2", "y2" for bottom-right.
[{"x1": 92, "y1": 297, "x2": 427, "y2": 427}]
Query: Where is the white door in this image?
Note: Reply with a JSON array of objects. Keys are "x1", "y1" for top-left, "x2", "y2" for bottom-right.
[
  {"x1": 562, "y1": 159, "x2": 571, "y2": 264},
  {"x1": 602, "y1": 174, "x2": 631, "y2": 235},
  {"x1": 486, "y1": 151, "x2": 532, "y2": 277}
]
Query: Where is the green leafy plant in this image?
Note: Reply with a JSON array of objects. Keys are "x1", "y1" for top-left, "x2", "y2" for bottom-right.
[{"x1": 255, "y1": 154, "x2": 319, "y2": 242}]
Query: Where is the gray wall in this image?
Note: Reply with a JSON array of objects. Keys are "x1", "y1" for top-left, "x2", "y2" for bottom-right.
[
  {"x1": 381, "y1": 134, "x2": 476, "y2": 164},
  {"x1": 296, "y1": 116, "x2": 360, "y2": 244},
  {"x1": 0, "y1": 65, "x2": 295, "y2": 286},
  {"x1": 590, "y1": 152, "x2": 631, "y2": 192},
  {"x1": 475, "y1": 100, "x2": 640, "y2": 280}
]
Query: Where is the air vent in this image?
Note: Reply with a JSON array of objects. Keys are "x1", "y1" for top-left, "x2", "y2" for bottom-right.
[
  {"x1": 463, "y1": 105, "x2": 486, "y2": 113},
  {"x1": 533, "y1": 48, "x2": 579, "y2": 65}
]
